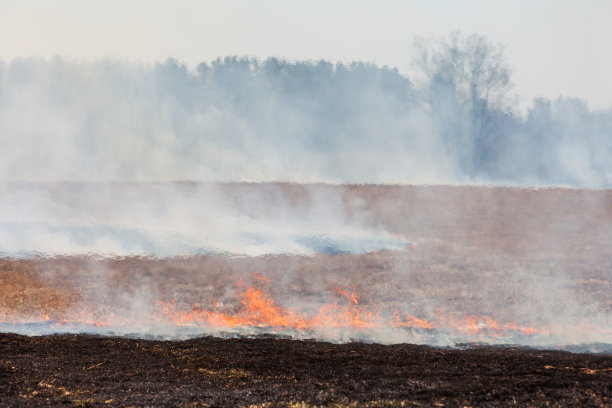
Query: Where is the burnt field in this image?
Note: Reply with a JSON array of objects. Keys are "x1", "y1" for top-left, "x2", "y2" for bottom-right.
[
  {"x1": 1, "y1": 333, "x2": 611, "y2": 407},
  {"x1": 1, "y1": 184, "x2": 612, "y2": 406}
]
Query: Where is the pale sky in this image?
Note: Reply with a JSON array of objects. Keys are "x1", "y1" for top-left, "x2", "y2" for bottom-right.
[{"x1": 1, "y1": 0, "x2": 611, "y2": 109}]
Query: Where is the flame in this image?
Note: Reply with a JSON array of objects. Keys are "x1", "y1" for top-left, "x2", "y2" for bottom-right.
[
  {"x1": 154, "y1": 274, "x2": 549, "y2": 338},
  {"x1": 336, "y1": 287, "x2": 360, "y2": 304},
  {"x1": 393, "y1": 310, "x2": 433, "y2": 329},
  {"x1": 4, "y1": 272, "x2": 606, "y2": 343}
]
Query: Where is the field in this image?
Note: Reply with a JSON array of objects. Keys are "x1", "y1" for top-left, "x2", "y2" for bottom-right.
[{"x1": 1, "y1": 184, "x2": 611, "y2": 406}]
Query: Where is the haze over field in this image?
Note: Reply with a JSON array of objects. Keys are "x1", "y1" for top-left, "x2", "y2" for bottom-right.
[{"x1": 0, "y1": 3, "x2": 610, "y2": 350}]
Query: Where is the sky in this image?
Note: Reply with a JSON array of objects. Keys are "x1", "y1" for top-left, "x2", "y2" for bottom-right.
[{"x1": 0, "y1": 0, "x2": 611, "y2": 110}]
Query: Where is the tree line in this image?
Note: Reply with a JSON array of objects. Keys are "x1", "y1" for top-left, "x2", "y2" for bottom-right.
[{"x1": 0, "y1": 34, "x2": 610, "y2": 186}]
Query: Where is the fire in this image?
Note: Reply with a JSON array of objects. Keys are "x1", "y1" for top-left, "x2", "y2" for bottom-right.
[
  {"x1": 336, "y1": 287, "x2": 360, "y2": 304},
  {"x1": 5, "y1": 271, "x2": 605, "y2": 344},
  {"x1": 155, "y1": 273, "x2": 548, "y2": 339},
  {"x1": 158, "y1": 283, "x2": 382, "y2": 331},
  {"x1": 393, "y1": 310, "x2": 433, "y2": 329}
]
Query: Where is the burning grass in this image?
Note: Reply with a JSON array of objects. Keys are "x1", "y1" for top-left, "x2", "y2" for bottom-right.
[{"x1": 0, "y1": 247, "x2": 609, "y2": 347}]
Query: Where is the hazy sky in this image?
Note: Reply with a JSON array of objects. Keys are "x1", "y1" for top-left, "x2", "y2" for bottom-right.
[{"x1": 1, "y1": 0, "x2": 611, "y2": 109}]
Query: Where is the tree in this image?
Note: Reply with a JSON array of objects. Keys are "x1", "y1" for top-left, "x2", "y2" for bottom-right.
[{"x1": 414, "y1": 32, "x2": 513, "y2": 177}]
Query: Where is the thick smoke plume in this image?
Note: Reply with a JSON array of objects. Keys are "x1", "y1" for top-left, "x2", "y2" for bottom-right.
[{"x1": 0, "y1": 35, "x2": 610, "y2": 186}]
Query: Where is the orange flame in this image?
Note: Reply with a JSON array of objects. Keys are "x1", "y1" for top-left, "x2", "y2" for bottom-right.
[
  {"x1": 11, "y1": 272, "x2": 607, "y2": 342},
  {"x1": 154, "y1": 274, "x2": 549, "y2": 338}
]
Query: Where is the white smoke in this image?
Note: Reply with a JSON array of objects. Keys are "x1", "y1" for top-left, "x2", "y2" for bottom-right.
[
  {"x1": 1, "y1": 56, "x2": 609, "y2": 186},
  {"x1": 0, "y1": 182, "x2": 411, "y2": 257}
]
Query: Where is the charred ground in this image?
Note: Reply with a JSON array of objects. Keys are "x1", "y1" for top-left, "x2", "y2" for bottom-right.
[{"x1": 1, "y1": 333, "x2": 611, "y2": 407}]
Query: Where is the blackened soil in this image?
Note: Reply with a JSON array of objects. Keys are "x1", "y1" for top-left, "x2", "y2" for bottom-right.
[{"x1": 0, "y1": 334, "x2": 610, "y2": 407}]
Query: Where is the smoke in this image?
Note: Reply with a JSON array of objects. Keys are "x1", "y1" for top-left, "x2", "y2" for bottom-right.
[
  {"x1": 0, "y1": 37, "x2": 610, "y2": 350},
  {"x1": 1, "y1": 55, "x2": 609, "y2": 186},
  {"x1": 0, "y1": 182, "x2": 411, "y2": 257}
]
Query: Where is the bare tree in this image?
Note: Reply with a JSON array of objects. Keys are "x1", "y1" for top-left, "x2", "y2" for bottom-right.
[{"x1": 414, "y1": 32, "x2": 513, "y2": 176}]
